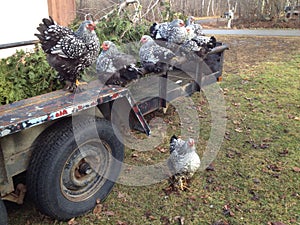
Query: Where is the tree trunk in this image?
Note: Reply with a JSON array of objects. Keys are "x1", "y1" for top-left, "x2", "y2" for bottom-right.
[
  {"x1": 211, "y1": 0, "x2": 215, "y2": 16},
  {"x1": 201, "y1": 0, "x2": 205, "y2": 16}
]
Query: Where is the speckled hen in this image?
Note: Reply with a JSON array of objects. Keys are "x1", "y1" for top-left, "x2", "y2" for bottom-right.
[
  {"x1": 139, "y1": 35, "x2": 179, "y2": 74},
  {"x1": 149, "y1": 21, "x2": 170, "y2": 40},
  {"x1": 166, "y1": 19, "x2": 188, "y2": 45},
  {"x1": 168, "y1": 135, "x2": 201, "y2": 190},
  {"x1": 186, "y1": 16, "x2": 204, "y2": 36},
  {"x1": 96, "y1": 41, "x2": 141, "y2": 86},
  {"x1": 35, "y1": 16, "x2": 100, "y2": 92}
]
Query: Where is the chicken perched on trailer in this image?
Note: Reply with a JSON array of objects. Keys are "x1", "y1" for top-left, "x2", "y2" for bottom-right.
[
  {"x1": 149, "y1": 21, "x2": 170, "y2": 40},
  {"x1": 168, "y1": 135, "x2": 201, "y2": 190},
  {"x1": 166, "y1": 19, "x2": 188, "y2": 45},
  {"x1": 180, "y1": 34, "x2": 217, "y2": 58},
  {"x1": 186, "y1": 16, "x2": 204, "y2": 36},
  {"x1": 139, "y1": 35, "x2": 183, "y2": 74},
  {"x1": 149, "y1": 19, "x2": 187, "y2": 45},
  {"x1": 35, "y1": 15, "x2": 100, "y2": 92},
  {"x1": 96, "y1": 41, "x2": 141, "y2": 86}
]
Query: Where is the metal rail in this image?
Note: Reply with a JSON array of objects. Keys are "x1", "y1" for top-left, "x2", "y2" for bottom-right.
[{"x1": 0, "y1": 40, "x2": 39, "y2": 50}]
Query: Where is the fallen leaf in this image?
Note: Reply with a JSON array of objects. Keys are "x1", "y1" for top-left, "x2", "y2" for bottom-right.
[
  {"x1": 232, "y1": 102, "x2": 241, "y2": 107},
  {"x1": 226, "y1": 152, "x2": 235, "y2": 158},
  {"x1": 131, "y1": 153, "x2": 138, "y2": 158},
  {"x1": 103, "y1": 211, "x2": 115, "y2": 216},
  {"x1": 267, "y1": 164, "x2": 283, "y2": 172},
  {"x1": 117, "y1": 220, "x2": 128, "y2": 225},
  {"x1": 224, "y1": 132, "x2": 231, "y2": 140},
  {"x1": 160, "y1": 216, "x2": 170, "y2": 224},
  {"x1": 253, "y1": 178, "x2": 261, "y2": 184},
  {"x1": 188, "y1": 195, "x2": 197, "y2": 201},
  {"x1": 270, "y1": 222, "x2": 287, "y2": 225},
  {"x1": 174, "y1": 216, "x2": 185, "y2": 225},
  {"x1": 67, "y1": 218, "x2": 78, "y2": 225},
  {"x1": 234, "y1": 128, "x2": 243, "y2": 133},
  {"x1": 232, "y1": 120, "x2": 241, "y2": 125},
  {"x1": 292, "y1": 167, "x2": 300, "y2": 172},
  {"x1": 223, "y1": 204, "x2": 235, "y2": 217},
  {"x1": 278, "y1": 149, "x2": 289, "y2": 156},
  {"x1": 250, "y1": 191, "x2": 260, "y2": 201},
  {"x1": 145, "y1": 211, "x2": 156, "y2": 220},
  {"x1": 157, "y1": 146, "x2": 168, "y2": 153},
  {"x1": 212, "y1": 220, "x2": 229, "y2": 225},
  {"x1": 259, "y1": 143, "x2": 270, "y2": 149},
  {"x1": 93, "y1": 203, "x2": 103, "y2": 215},
  {"x1": 148, "y1": 215, "x2": 156, "y2": 220},
  {"x1": 294, "y1": 116, "x2": 300, "y2": 121},
  {"x1": 205, "y1": 163, "x2": 215, "y2": 171},
  {"x1": 118, "y1": 192, "x2": 126, "y2": 199},
  {"x1": 262, "y1": 138, "x2": 273, "y2": 142}
]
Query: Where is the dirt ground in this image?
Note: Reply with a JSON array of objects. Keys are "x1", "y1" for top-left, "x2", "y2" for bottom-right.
[
  {"x1": 215, "y1": 35, "x2": 300, "y2": 74},
  {"x1": 200, "y1": 17, "x2": 300, "y2": 29}
]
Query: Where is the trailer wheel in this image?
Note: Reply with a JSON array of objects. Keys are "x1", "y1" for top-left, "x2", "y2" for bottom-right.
[
  {"x1": 26, "y1": 116, "x2": 124, "y2": 221},
  {"x1": 0, "y1": 199, "x2": 8, "y2": 225}
]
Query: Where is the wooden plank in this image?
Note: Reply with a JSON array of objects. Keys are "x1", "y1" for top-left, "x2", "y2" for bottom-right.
[
  {"x1": 0, "y1": 83, "x2": 124, "y2": 137},
  {"x1": 0, "y1": 81, "x2": 151, "y2": 137},
  {"x1": 47, "y1": 0, "x2": 76, "y2": 26}
]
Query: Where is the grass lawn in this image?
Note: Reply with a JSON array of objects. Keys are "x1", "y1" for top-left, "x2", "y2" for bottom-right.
[{"x1": 6, "y1": 35, "x2": 300, "y2": 225}]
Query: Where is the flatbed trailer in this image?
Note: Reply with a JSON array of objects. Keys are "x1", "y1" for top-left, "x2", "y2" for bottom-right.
[{"x1": 0, "y1": 43, "x2": 228, "y2": 223}]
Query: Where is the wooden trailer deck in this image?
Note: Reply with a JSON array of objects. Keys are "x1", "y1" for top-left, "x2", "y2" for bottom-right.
[{"x1": 0, "y1": 83, "x2": 150, "y2": 138}]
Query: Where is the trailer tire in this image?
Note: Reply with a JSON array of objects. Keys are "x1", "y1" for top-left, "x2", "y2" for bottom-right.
[
  {"x1": 0, "y1": 199, "x2": 8, "y2": 225},
  {"x1": 26, "y1": 116, "x2": 124, "y2": 221}
]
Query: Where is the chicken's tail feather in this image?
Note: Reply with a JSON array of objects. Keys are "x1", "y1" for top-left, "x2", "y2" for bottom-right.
[{"x1": 169, "y1": 135, "x2": 178, "y2": 154}]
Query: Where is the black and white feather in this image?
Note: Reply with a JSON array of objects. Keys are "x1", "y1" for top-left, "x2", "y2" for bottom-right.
[
  {"x1": 186, "y1": 16, "x2": 204, "y2": 36},
  {"x1": 96, "y1": 41, "x2": 141, "y2": 86},
  {"x1": 149, "y1": 22, "x2": 170, "y2": 40},
  {"x1": 180, "y1": 34, "x2": 217, "y2": 58},
  {"x1": 166, "y1": 19, "x2": 188, "y2": 45},
  {"x1": 139, "y1": 35, "x2": 177, "y2": 74},
  {"x1": 168, "y1": 135, "x2": 201, "y2": 190},
  {"x1": 35, "y1": 16, "x2": 100, "y2": 91}
]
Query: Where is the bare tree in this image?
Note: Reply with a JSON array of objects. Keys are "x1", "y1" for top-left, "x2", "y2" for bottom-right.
[{"x1": 75, "y1": 0, "x2": 289, "y2": 23}]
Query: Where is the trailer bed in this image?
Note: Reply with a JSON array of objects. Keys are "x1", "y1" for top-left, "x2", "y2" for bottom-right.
[{"x1": 0, "y1": 83, "x2": 150, "y2": 138}]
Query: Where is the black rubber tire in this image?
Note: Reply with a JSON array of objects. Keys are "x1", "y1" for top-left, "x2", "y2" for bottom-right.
[
  {"x1": 0, "y1": 199, "x2": 8, "y2": 225},
  {"x1": 26, "y1": 116, "x2": 124, "y2": 221}
]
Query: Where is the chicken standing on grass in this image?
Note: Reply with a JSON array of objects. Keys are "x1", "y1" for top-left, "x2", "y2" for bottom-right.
[
  {"x1": 35, "y1": 15, "x2": 100, "y2": 92},
  {"x1": 168, "y1": 135, "x2": 201, "y2": 190}
]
